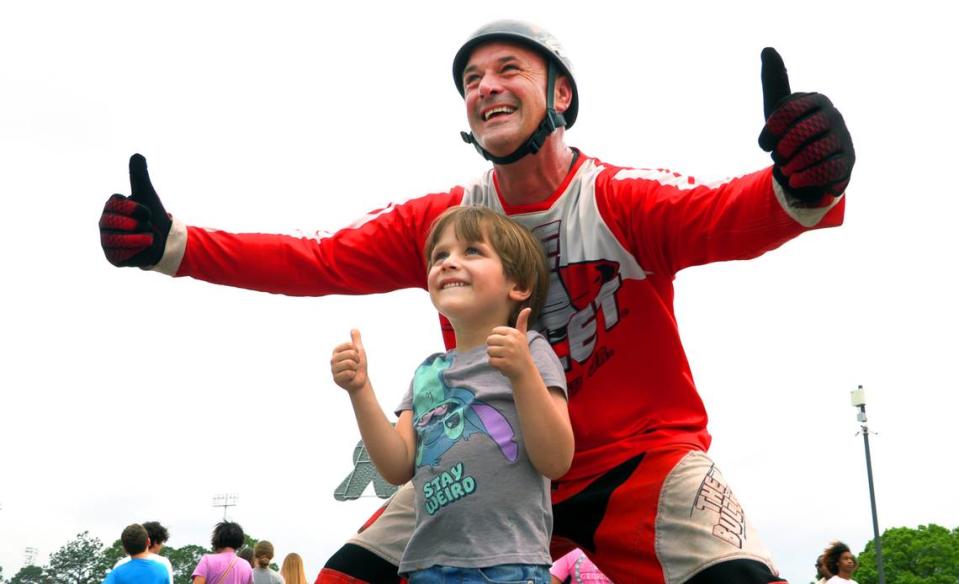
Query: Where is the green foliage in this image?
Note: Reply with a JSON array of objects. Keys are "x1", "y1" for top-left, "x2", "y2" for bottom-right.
[
  {"x1": 46, "y1": 531, "x2": 107, "y2": 584},
  {"x1": 99, "y1": 540, "x2": 126, "y2": 572},
  {"x1": 162, "y1": 544, "x2": 208, "y2": 584},
  {"x1": 856, "y1": 524, "x2": 959, "y2": 584},
  {"x1": 8, "y1": 565, "x2": 46, "y2": 584}
]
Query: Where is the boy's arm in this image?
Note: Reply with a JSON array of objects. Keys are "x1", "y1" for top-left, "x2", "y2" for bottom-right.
[
  {"x1": 348, "y1": 392, "x2": 415, "y2": 485},
  {"x1": 513, "y1": 381, "x2": 573, "y2": 480},
  {"x1": 487, "y1": 309, "x2": 574, "y2": 480},
  {"x1": 331, "y1": 330, "x2": 415, "y2": 485}
]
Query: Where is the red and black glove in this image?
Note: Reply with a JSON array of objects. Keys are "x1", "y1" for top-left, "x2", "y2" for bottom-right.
[
  {"x1": 758, "y1": 48, "x2": 855, "y2": 203},
  {"x1": 99, "y1": 154, "x2": 172, "y2": 268}
]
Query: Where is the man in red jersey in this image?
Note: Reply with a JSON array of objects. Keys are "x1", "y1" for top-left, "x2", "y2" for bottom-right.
[{"x1": 99, "y1": 20, "x2": 853, "y2": 584}]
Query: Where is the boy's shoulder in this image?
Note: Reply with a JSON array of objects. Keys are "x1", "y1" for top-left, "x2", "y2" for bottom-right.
[{"x1": 526, "y1": 329, "x2": 547, "y2": 343}]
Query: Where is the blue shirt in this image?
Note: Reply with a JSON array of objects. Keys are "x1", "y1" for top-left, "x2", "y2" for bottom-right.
[{"x1": 103, "y1": 558, "x2": 169, "y2": 584}]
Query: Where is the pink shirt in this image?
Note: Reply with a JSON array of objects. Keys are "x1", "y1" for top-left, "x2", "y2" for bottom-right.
[
  {"x1": 192, "y1": 551, "x2": 253, "y2": 584},
  {"x1": 550, "y1": 548, "x2": 613, "y2": 583}
]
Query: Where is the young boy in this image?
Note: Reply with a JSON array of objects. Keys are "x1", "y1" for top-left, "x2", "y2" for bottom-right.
[
  {"x1": 331, "y1": 206, "x2": 574, "y2": 583},
  {"x1": 102, "y1": 524, "x2": 170, "y2": 584},
  {"x1": 112, "y1": 521, "x2": 174, "y2": 584}
]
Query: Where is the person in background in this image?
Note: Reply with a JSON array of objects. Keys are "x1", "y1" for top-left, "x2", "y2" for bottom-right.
[
  {"x1": 238, "y1": 548, "x2": 255, "y2": 568},
  {"x1": 103, "y1": 524, "x2": 169, "y2": 584},
  {"x1": 113, "y1": 521, "x2": 174, "y2": 584},
  {"x1": 815, "y1": 553, "x2": 832, "y2": 584},
  {"x1": 279, "y1": 553, "x2": 308, "y2": 584},
  {"x1": 549, "y1": 547, "x2": 612, "y2": 583},
  {"x1": 824, "y1": 541, "x2": 858, "y2": 584},
  {"x1": 191, "y1": 521, "x2": 253, "y2": 584},
  {"x1": 252, "y1": 541, "x2": 284, "y2": 584}
]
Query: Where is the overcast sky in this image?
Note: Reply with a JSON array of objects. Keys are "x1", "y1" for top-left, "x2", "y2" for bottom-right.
[{"x1": 2, "y1": 1, "x2": 957, "y2": 582}]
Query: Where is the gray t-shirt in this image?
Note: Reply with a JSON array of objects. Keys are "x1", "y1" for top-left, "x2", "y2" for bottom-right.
[
  {"x1": 252, "y1": 567, "x2": 284, "y2": 584},
  {"x1": 395, "y1": 330, "x2": 567, "y2": 574}
]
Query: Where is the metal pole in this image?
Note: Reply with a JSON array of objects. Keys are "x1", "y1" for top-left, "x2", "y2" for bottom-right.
[{"x1": 859, "y1": 403, "x2": 886, "y2": 584}]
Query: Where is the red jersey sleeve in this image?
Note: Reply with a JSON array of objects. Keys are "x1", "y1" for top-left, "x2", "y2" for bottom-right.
[
  {"x1": 594, "y1": 165, "x2": 844, "y2": 276},
  {"x1": 176, "y1": 189, "x2": 464, "y2": 296}
]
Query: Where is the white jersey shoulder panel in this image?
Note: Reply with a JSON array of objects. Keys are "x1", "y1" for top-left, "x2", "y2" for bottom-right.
[{"x1": 460, "y1": 160, "x2": 646, "y2": 281}]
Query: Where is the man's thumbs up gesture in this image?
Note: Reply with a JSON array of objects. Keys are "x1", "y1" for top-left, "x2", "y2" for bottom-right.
[
  {"x1": 758, "y1": 48, "x2": 855, "y2": 203},
  {"x1": 99, "y1": 154, "x2": 172, "y2": 268}
]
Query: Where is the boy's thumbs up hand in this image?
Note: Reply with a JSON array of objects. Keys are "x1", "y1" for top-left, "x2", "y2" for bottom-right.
[
  {"x1": 757, "y1": 48, "x2": 855, "y2": 203},
  {"x1": 514, "y1": 307, "x2": 530, "y2": 335},
  {"x1": 331, "y1": 329, "x2": 370, "y2": 394},
  {"x1": 351, "y1": 329, "x2": 365, "y2": 355},
  {"x1": 487, "y1": 308, "x2": 535, "y2": 382}
]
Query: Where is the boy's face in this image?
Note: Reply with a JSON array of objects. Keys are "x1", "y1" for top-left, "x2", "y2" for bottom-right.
[{"x1": 427, "y1": 223, "x2": 525, "y2": 327}]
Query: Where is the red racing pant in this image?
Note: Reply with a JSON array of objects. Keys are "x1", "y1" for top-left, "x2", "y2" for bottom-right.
[{"x1": 317, "y1": 447, "x2": 786, "y2": 584}]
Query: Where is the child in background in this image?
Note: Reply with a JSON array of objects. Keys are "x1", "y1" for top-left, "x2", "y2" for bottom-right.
[
  {"x1": 102, "y1": 524, "x2": 169, "y2": 584},
  {"x1": 112, "y1": 521, "x2": 174, "y2": 584},
  {"x1": 550, "y1": 548, "x2": 613, "y2": 583},
  {"x1": 331, "y1": 206, "x2": 573, "y2": 583}
]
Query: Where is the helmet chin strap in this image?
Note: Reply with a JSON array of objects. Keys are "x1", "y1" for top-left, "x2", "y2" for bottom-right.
[{"x1": 460, "y1": 61, "x2": 567, "y2": 165}]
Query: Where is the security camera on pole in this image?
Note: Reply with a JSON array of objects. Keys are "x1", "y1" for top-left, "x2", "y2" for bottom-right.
[{"x1": 851, "y1": 385, "x2": 886, "y2": 584}]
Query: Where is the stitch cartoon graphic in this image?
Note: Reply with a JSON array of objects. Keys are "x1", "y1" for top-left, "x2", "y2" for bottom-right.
[{"x1": 411, "y1": 355, "x2": 518, "y2": 467}]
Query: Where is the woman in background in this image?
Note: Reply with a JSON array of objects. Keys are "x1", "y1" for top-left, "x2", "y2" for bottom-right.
[
  {"x1": 279, "y1": 553, "x2": 307, "y2": 584},
  {"x1": 253, "y1": 541, "x2": 284, "y2": 584},
  {"x1": 192, "y1": 522, "x2": 254, "y2": 584}
]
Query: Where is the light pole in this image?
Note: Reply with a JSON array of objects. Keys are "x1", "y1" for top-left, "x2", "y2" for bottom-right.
[
  {"x1": 212, "y1": 493, "x2": 238, "y2": 520},
  {"x1": 850, "y1": 385, "x2": 885, "y2": 584}
]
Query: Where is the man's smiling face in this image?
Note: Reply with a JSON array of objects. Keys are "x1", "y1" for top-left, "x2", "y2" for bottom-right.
[{"x1": 461, "y1": 41, "x2": 550, "y2": 158}]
